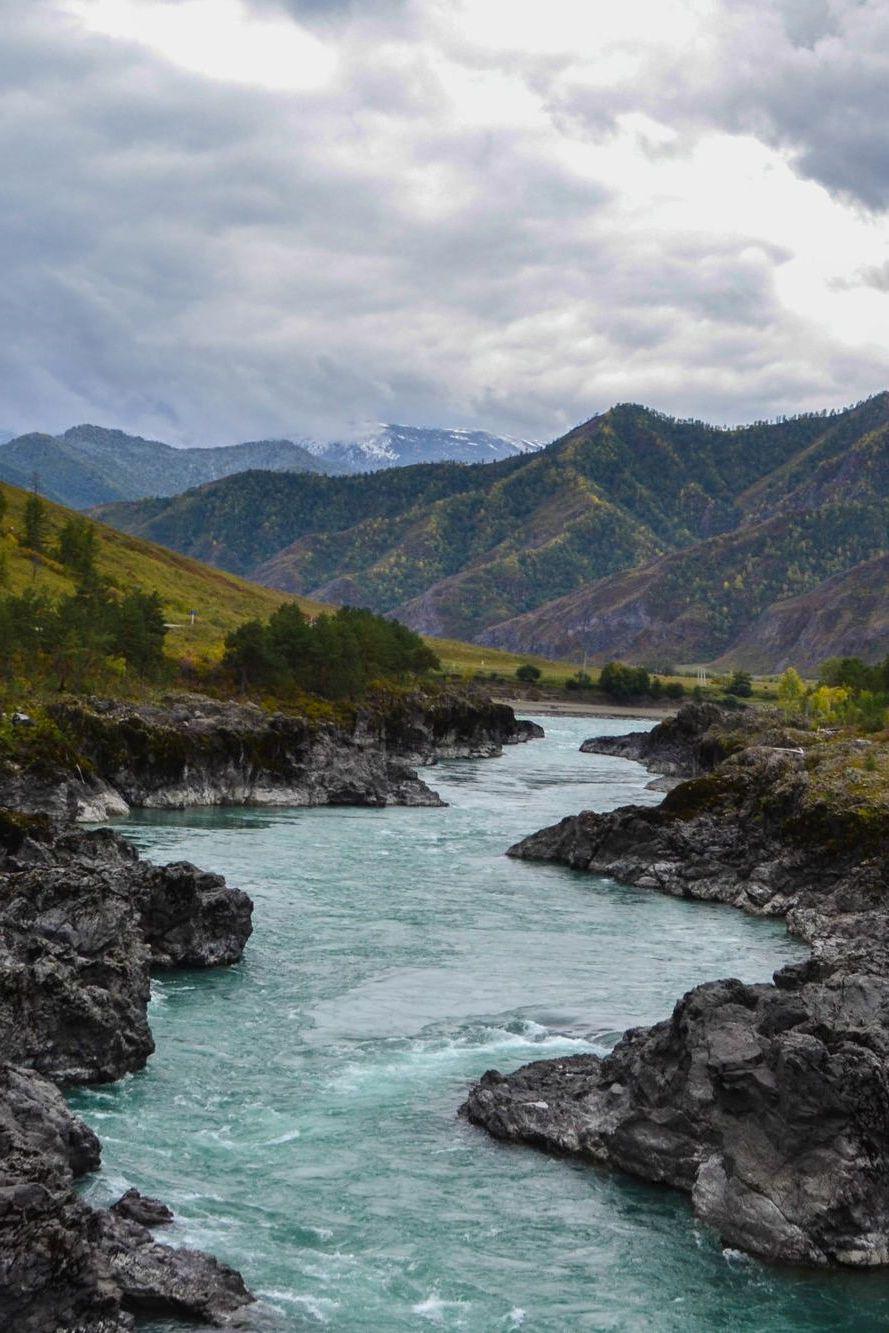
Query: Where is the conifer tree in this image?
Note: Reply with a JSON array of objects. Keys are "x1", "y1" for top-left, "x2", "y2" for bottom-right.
[{"x1": 22, "y1": 491, "x2": 48, "y2": 553}]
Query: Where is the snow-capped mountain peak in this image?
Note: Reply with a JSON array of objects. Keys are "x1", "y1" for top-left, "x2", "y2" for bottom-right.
[{"x1": 310, "y1": 423, "x2": 541, "y2": 471}]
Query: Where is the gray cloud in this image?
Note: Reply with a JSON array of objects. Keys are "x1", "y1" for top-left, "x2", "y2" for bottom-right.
[
  {"x1": 555, "y1": 1, "x2": 889, "y2": 210},
  {"x1": 0, "y1": 0, "x2": 887, "y2": 447}
]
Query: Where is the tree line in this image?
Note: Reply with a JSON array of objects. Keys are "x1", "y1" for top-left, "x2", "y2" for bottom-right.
[
  {"x1": 778, "y1": 656, "x2": 889, "y2": 731},
  {"x1": 0, "y1": 581, "x2": 167, "y2": 690},
  {"x1": 223, "y1": 603, "x2": 441, "y2": 699}
]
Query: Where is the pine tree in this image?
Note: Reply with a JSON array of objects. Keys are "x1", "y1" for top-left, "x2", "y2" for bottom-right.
[
  {"x1": 22, "y1": 491, "x2": 48, "y2": 553},
  {"x1": 56, "y1": 517, "x2": 99, "y2": 578}
]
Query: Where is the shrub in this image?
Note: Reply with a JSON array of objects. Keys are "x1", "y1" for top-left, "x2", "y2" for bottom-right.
[
  {"x1": 515, "y1": 664, "x2": 542, "y2": 683},
  {"x1": 599, "y1": 661, "x2": 651, "y2": 701},
  {"x1": 724, "y1": 670, "x2": 753, "y2": 698}
]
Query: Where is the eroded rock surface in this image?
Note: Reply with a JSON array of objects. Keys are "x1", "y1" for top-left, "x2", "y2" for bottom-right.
[
  {"x1": 0, "y1": 691, "x2": 539, "y2": 820},
  {"x1": 465, "y1": 705, "x2": 889, "y2": 1268},
  {"x1": 578, "y1": 700, "x2": 800, "y2": 776},
  {"x1": 0, "y1": 810, "x2": 255, "y2": 1328},
  {"x1": 0, "y1": 1063, "x2": 252, "y2": 1330},
  {"x1": 0, "y1": 816, "x2": 252, "y2": 1084}
]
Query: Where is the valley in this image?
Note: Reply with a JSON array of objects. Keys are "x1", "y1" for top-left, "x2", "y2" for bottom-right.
[{"x1": 91, "y1": 396, "x2": 889, "y2": 673}]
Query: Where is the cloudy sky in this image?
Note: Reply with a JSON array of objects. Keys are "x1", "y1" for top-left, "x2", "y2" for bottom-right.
[{"x1": 3, "y1": 0, "x2": 889, "y2": 445}]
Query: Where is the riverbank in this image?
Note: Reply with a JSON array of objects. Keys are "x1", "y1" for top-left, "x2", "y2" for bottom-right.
[
  {"x1": 464, "y1": 704, "x2": 889, "y2": 1269},
  {"x1": 70, "y1": 715, "x2": 816, "y2": 1331},
  {"x1": 0, "y1": 688, "x2": 539, "y2": 1330},
  {"x1": 0, "y1": 689, "x2": 542, "y2": 821},
  {"x1": 0, "y1": 811, "x2": 256, "y2": 1330},
  {"x1": 492, "y1": 696, "x2": 676, "y2": 720}
]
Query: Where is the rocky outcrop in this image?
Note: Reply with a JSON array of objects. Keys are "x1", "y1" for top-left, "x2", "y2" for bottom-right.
[
  {"x1": 366, "y1": 693, "x2": 544, "y2": 763},
  {"x1": 0, "y1": 811, "x2": 255, "y2": 1327},
  {"x1": 0, "y1": 692, "x2": 541, "y2": 821},
  {"x1": 463, "y1": 945, "x2": 889, "y2": 1268},
  {"x1": 0, "y1": 815, "x2": 252, "y2": 1084},
  {"x1": 578, "y1": 700, "x2": 808, "y2": 777},
  {"x1": 579, "y1": 702, "x2": 728, "y2": 774},
  {"x1": 464, "y1": 714, "x2": 889, "y2": 1268},
  {"x1": 0, "y1": 1064, "x2": 252, "y2": 1331}
]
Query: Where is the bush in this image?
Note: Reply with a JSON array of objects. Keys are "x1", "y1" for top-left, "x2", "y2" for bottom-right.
[
  {"x1": 599, "y1": 661, "x2": 651, "y2": 701},
  {"x1": 515, "y1": 664, "x2": 542, "y2": 683},
  {"x1": 724, "y1": 670, "x2": 753, "y2": 698},
  {"x1": 565, "y1": 670, "x2": 594, "y2": 691},
  {"x1": 820, "y1": 655, "x2": 889, "y2": 694}
]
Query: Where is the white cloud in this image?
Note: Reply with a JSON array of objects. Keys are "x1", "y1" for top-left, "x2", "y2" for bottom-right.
[
  {"x1": 0, "y1": 0, "x2": 887, "y2": 445},
  {"x1": 65, "y1": 0, "x2": 337, "y2": 91}
]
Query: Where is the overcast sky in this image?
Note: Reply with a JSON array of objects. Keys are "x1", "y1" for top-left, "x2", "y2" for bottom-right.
[{"x1": 3, "y1": 0, "x2": 889, "y2": 445}]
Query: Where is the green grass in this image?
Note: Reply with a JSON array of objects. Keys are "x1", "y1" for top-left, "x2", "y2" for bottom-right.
[
  {"x1": 426, "y1": 637, "x2": 586, "y2": 686},
  {"x1": 0, "y1": 481, "x2": 326, "y2": 666},
  {"x1": 0, "y1": 480, "x2": 792, "y2": 701},
  {"x1": 429, "y1": 640, "x2": 785, "y2": 700}
]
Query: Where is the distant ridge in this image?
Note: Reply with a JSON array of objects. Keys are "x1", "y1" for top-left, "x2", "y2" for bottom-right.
[
  {"x1": 311, "y1": 424, "x2": 541, "y2": 471},
  {"x1": 0, "y1": 425, "x2": 341, "y2": 509},
  {"x1": 93, "y1": 394, "x2": 889, "y2": 672},
  {"x1": 0, "y1": 421, "x2": 541, "y2": 509}
]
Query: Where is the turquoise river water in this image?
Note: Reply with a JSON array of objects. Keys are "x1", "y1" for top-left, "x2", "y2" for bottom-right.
[{"x1": 69, "y1": 716, "x2": 889, "y2": 1331}]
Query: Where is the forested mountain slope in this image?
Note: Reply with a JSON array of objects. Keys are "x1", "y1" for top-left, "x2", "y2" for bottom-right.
[
  {"x1": 712, "y1": 553, "x2": 889, "y2": 673},
  {"x1": 480, "y1": 497, "x2": 889, "y2": 665},
  {"x1": 95, "y1": 397, "x2": 889, "y2": 668},
  {"x1": 0, "y1": 425, "x2": 340, "y2": 509}
]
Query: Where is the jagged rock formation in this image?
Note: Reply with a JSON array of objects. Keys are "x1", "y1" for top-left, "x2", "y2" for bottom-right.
[
  {"x1": 463, "y1": 706, "x2": 889, "y2": 1268},
  {"x1": 0, "y1": 815, "x2": 252, "y2": 1083},
  {"x1": 579, "y1": 701, "x2": 732, "y2": 775},
  {"x1": 0, "y1": 692, "x2": 539, "y2": 821},
  {"x1": 0, "y1": 810, "x2": 255, "y2": 1328},
  {"x1": 0, "y1": 688, "x2": 536, "y2": 1325},
  {"x1": 0, "y1": 1064, "x2": 252, "y2": 1330}
]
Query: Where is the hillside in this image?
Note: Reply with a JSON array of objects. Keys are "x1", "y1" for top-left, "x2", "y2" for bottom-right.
[
  {"x1": 0, "y1": 479, "x2": 322, "y2": 664},
  {"x1": 0, "y1": 425, "x2": 341, "y2": 509},
  {"x1": 712, "y1": 553, "x2": 889, "y2": 673},
  {"x1": 93, "y1": 397, "x2": 889, "y2": 668},
  {"x1": 0, "y1": 422, "x2": 544, "y2": 512},
  {"x1": 0, "y1": 478, "x2": 580, "y2": 690},
  {"x1": 479, "y1": 496, "x2": 889, "y2": 664}
]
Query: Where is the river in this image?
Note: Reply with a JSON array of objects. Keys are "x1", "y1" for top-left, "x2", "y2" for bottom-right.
[{"x1": 69, "y1": 716, "x2": 889, "y2": 1331}]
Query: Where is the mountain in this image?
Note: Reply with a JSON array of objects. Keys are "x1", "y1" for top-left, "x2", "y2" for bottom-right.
[
  {"x1": 0, "y1": 421, "x2": 540, "y2": 509},
  {"x1": 311, "y1": 424, "x2": 541, "y2": 471},
  {"x1": 91, "y1": 396, "x2": 889, "y2": 670},
  {"x1": 712, "y1": 554, "x2": 889, "y2": 674},
  {"x1": 479, "y1": 499, "x2": 889, "y2": 665},
  {"x1": 91, "y1": 399, "x2": 874, "y2": 661},
  {"x1": 0, "y1": 425, "x2": 343, "y2": 510},
  {"x1": 479, "y1": 399, "x2": 889, "y2": 666}
]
